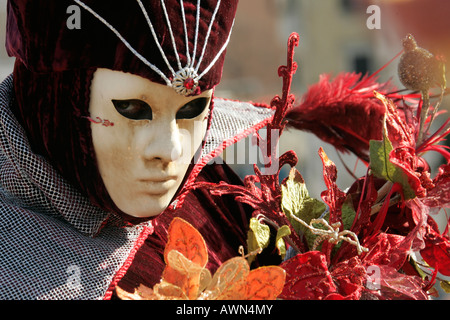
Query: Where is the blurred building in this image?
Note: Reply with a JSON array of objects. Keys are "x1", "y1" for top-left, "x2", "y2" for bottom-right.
[
  {"x1": 0, "y1": 0, "x2": 14, "y2": 79},
  {"x1": 217, "y1": 0, "x2": 402, "y2": 101},
  {"x1": 219, "y1": 0, "x2": 450, "y2": 99}
]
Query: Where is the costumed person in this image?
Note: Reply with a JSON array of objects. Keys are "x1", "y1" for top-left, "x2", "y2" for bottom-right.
[{"x1": 1, "y1": 0, "x2": 276, "y2": 299}]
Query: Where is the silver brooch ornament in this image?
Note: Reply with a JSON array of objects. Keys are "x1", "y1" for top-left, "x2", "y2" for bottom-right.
[{"x1": 172, "y1": 67, "x2": 199, "y2": 96}]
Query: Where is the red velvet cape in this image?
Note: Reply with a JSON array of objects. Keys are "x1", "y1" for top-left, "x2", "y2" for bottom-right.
[{"x1": 115, "y1": 162, "x2": 281, "y2": 295}]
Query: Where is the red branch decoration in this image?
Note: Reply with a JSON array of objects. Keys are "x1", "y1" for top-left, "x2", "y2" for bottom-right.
[{"x1": 191, "y1": 33, "x2": 305, "y2": 253}]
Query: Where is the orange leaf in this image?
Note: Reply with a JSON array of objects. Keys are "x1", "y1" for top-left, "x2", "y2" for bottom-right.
[
  {"x1": 114, "y1": 286, "x2": 145, "y2": 300},
  {"x1": 114, "y1": 284, "x2": 156, "y2": 300},
  {"x1": 245, "y1": 266, "x2": 286, "y2": 300},
  {"x1": 152, "y1": 281, "x2": 188, "y2": 300},
  {"x1": 162, "y1": 250, "x2": 211, "y2": 300},
  {"x1": 164, "y1": 218, "x2": 208, "y2": 268},
  {"x1": 201, "y1": 257, "x2": 249, "y2": 300}
]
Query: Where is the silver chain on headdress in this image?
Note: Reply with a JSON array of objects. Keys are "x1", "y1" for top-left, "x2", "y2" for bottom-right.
[{"x1": 73, "y1": 0, "x2": 235, "y2": 96}]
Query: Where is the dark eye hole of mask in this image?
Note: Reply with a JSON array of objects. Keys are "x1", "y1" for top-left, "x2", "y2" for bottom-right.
[
  {"x1": 112, "y1": 99, "x2": 153, "y2": 120},
  {"x1": 176, "y1": 97, "x2": 210, "y2": 120},
  {"x1": 112, "y1": 97, "x2": 209, "y2": 121}
]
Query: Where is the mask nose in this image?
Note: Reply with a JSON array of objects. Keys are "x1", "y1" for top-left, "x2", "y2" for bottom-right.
[{"x1": 140, "y1": 120, "x2": 183, "y2": 163}]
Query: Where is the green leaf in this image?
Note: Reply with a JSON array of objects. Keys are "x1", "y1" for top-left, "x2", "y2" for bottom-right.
[
  {"x1": 275, "y1": 225, "x2": 291, "y2": 259},
  {"x1": 409, "y1": 256, "x2": 428, "y2": 280},
  {"x1": 302, "y1": 198, "x2": 356, "y2": 253},
  {"x1": 281, "y1": 168, "x2": 326, "y2": 236},
  {"x1": 341, "y1": 196, "x2": 356, "y2": 230},
  {"x1": 440, "y1": 280, "x2": 450, "y2": 294},
  {"x1": 328, "y1": 196, "x2": 356, "y2": 254},
  {"x1": 369, "y1": 127, "x2": 416, "y2": 199},
  {"x1": 281, "y1": 167, "x2": 327, "y2": 251},
  {"x1": 301, "y1": 199, "x2": 357, "y2": 253},
  {"x1": 246, "y1": 217, "x2": 270, "y2": 264}
]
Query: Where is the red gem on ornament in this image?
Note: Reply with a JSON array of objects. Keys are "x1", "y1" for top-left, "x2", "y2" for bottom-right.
[{"x1": 183, "y1": 77, "x2": 195, "y2": 90}]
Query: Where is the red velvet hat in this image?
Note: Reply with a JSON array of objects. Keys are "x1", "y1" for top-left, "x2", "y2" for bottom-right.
[{"x1": 6, "y1": 0, "x2": 238, "y2": 96}]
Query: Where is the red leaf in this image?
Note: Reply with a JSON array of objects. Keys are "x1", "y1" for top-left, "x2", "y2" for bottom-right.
[
  {"x1": 325, "y1": 282, "x2": 363, "y2": 300},
  {"x1": 279, "y1": 251, "x2": 337, "y2": 300},
  {"x1": 362, "y1": 232, "x2": 407, "y2": 269},
  {"x1": 318, "y1": 148, "x2": 348, "y2": 261},
  {"x1": 329, "y1": 256, "x2": 366, "y2": 300},
  {"x1": 369, "y1": 183, "x2": 403, "y2": 237},
  {"x1": 364, "y1": 198, "x2": 428, "y2": 270},
  {"x1": 332, "y1": 174, "x2": 380, "y2": 263},
  {"x1": 375, "y1": 92, "x2": 416, "y2": 149},
  {"x1": 376, "y1": 265, "x2": 428, "y2": 300},
  {"x1": 420, "y1": 216, "x2": 450, "y2": 276},
  {"x1": 422, "y1": 164, "x2": 450, "y2": 208},
  {"x1": 389, "y1": 147, "x2": 429, "y2": 198},
  {"x1": 318, "y1": 147, "x2": 346, "y2": 225}
]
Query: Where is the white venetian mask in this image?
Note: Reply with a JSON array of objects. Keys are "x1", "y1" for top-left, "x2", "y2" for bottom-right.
[{"x1": 89, "y1": 68, "x2": 211, "y2": 217}]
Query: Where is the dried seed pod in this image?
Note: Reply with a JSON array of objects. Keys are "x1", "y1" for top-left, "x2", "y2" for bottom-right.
[{"x1": 398, "y1": 34, "x2": 445, "y2": 91}]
